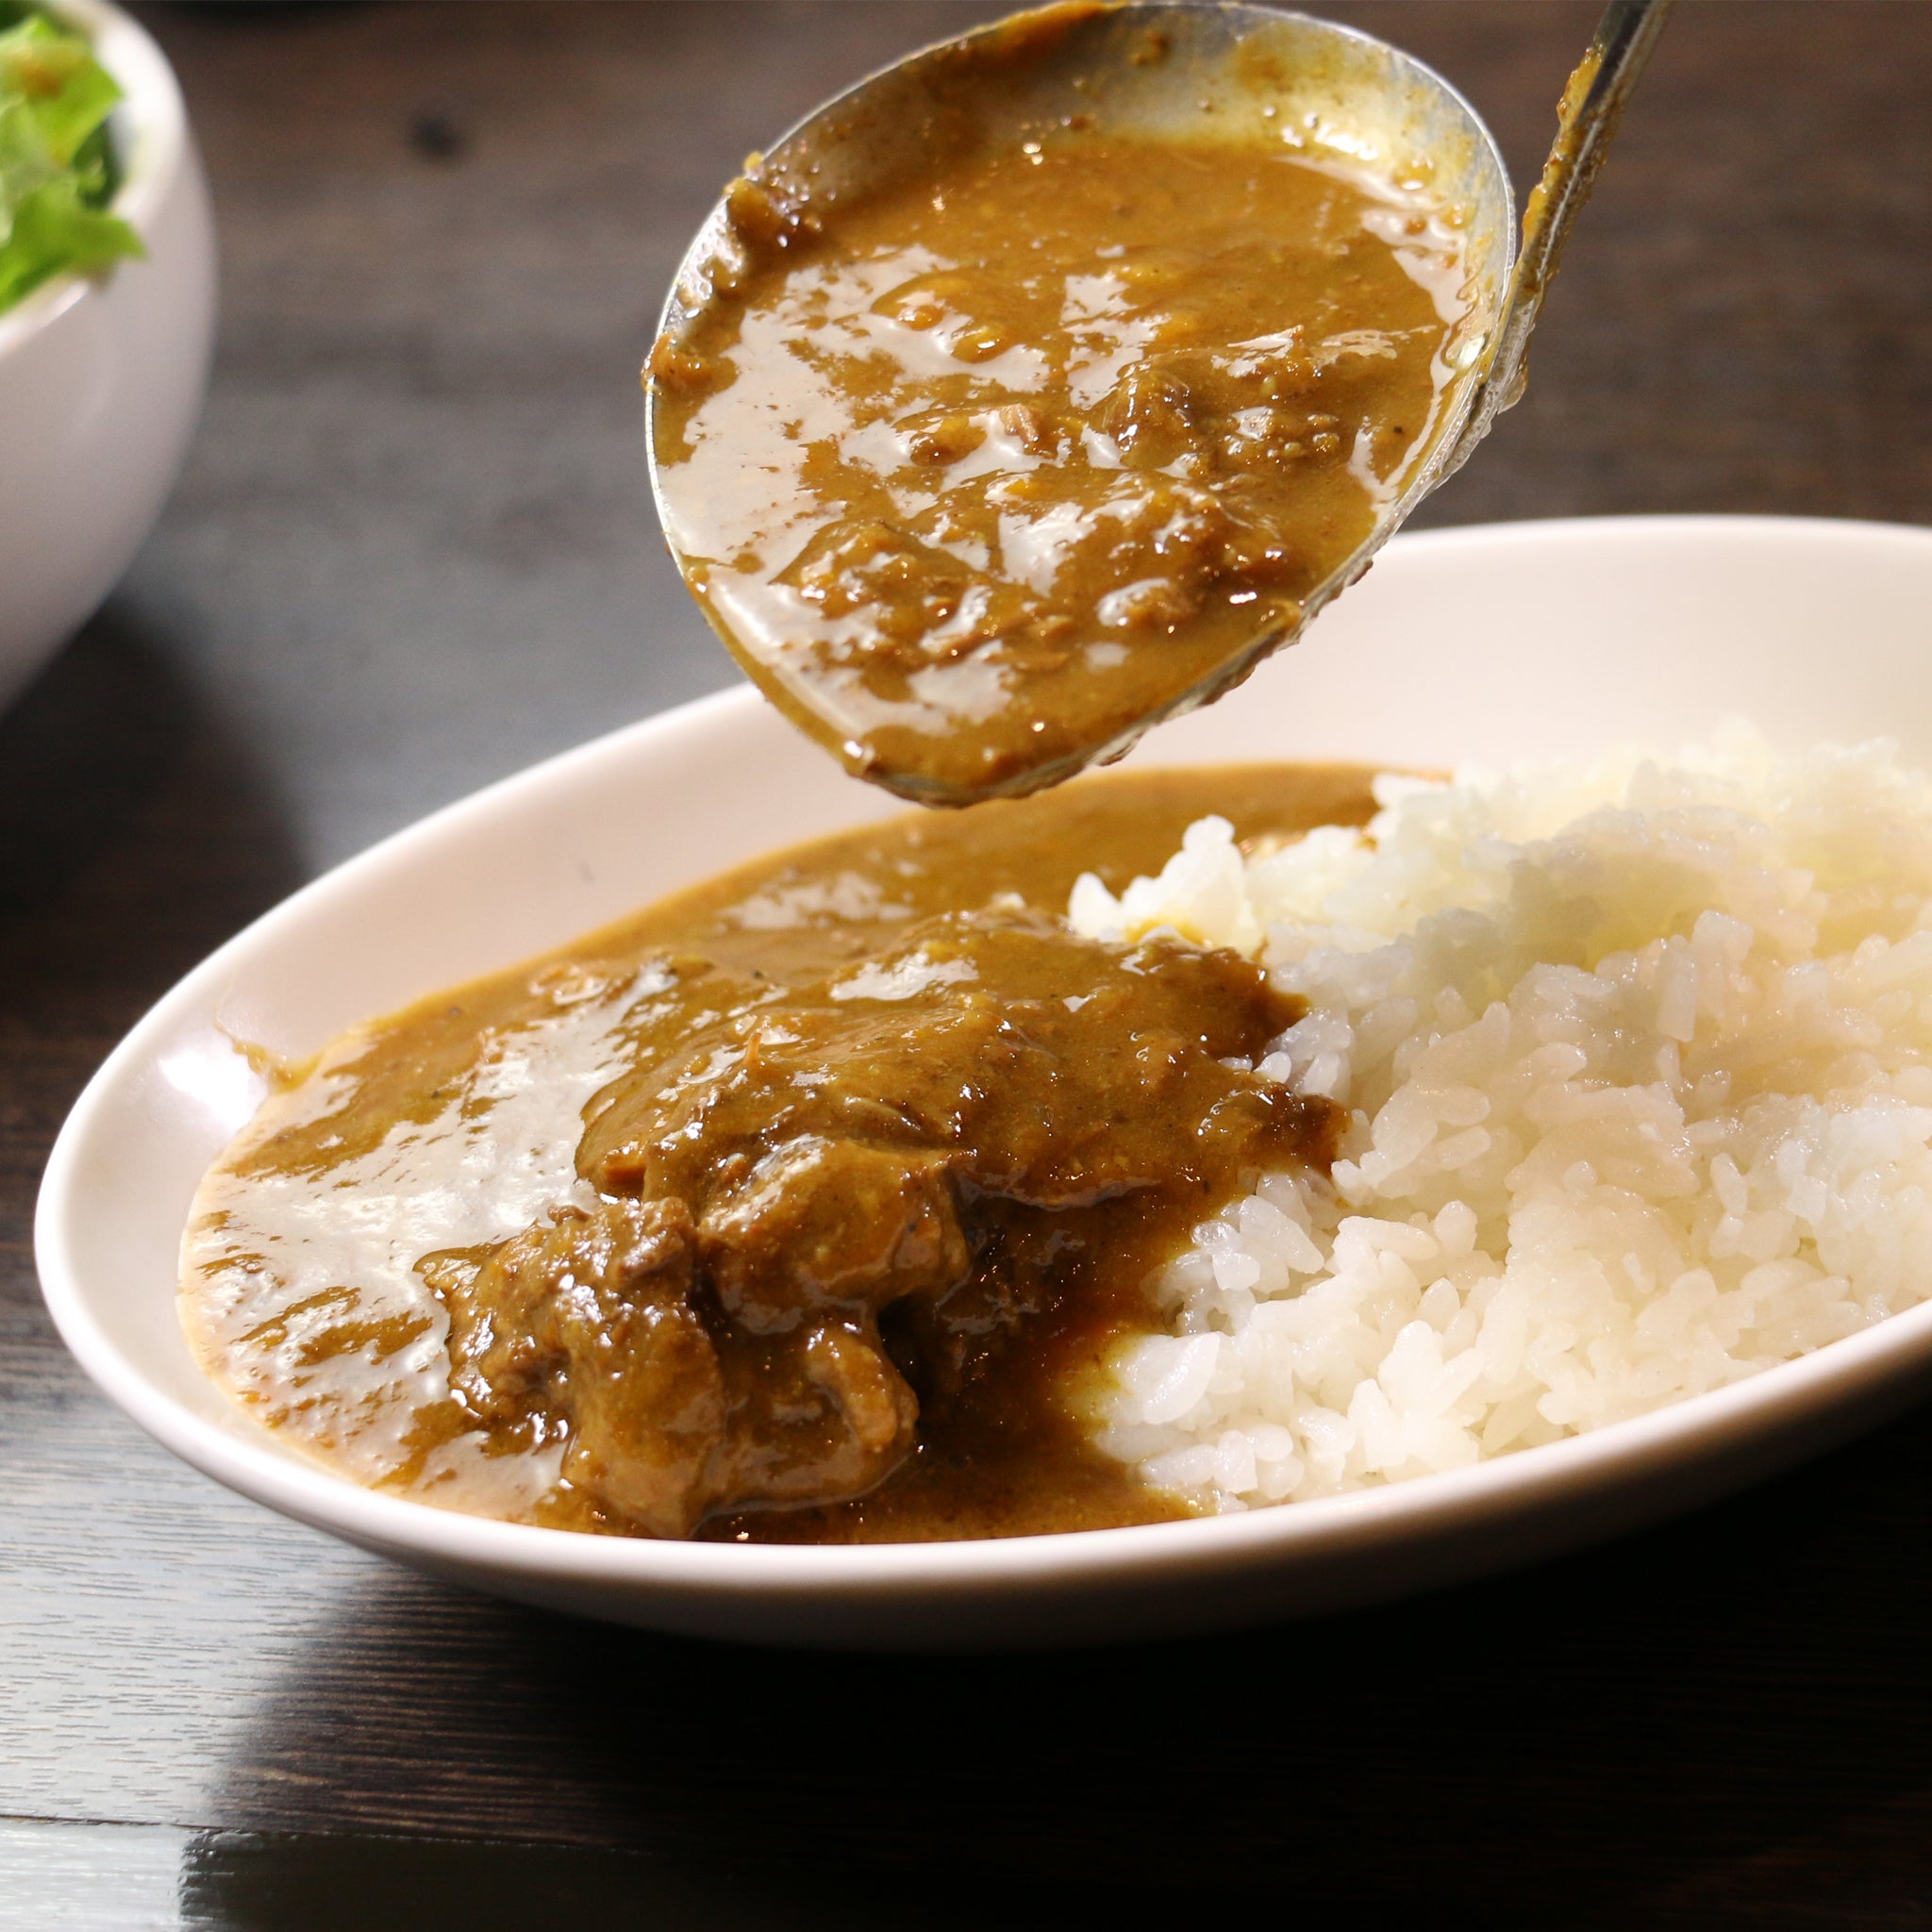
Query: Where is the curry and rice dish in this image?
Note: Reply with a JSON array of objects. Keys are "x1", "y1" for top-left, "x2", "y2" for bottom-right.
[
  {"x1": 185, "y1": 731, "x2": 1932, "y2": 1537},
  {"x1": 178, "y1": 15, "x2": 1932, "y2": 1542}
]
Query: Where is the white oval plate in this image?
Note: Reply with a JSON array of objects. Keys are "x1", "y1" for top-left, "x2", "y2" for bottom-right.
[{"x1": 37, "y1": 515, "x2": 1932, "y2": 1649}]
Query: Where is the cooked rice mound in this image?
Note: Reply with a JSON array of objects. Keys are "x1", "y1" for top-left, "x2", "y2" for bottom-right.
[{"x1": 1069, "y1": 723, "x2": 1932, "y2": 1510}]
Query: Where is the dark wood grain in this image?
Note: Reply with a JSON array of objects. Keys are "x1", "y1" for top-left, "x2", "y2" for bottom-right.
[{"x1": 6, "y1": 4, "x2": 1932, "y2": 1924}]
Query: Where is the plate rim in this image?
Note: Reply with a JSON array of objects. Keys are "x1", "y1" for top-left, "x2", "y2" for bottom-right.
[{"x1": 36, "y1": 511, "x2": 1932, "y2": 1619}]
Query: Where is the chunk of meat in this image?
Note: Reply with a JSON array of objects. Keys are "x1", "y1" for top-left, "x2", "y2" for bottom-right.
[
  {"x1": 425, "y1": 1196, "x2": 917, "y2": 1536},
  {"x1": 425, "y1": 907, "x2": 1326, "y2": 1539},
  {"x1": 698, "y1": 1136, "x2": 968, "y2": 1333},
  {"x1": 713, "y1": 1318, "x2": 919, "y2": 1511},
  {"x1": 425, "y1": 1198, "x2": 722, "y2": 1536}
]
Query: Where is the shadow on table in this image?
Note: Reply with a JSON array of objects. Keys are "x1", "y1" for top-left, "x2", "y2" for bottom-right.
[
  {"x1": 177, "y1": 1826, "x2": 1122, "y2": 1930},
  {"x1": 0, "y1": 608, "x2": 192, "y2": 914},
  {"x1": 197, "y1": 1400, "x2": 1932, "y2": 1929},
  {"x1": 0, "y1": 599, "x2": 301, "y2": 934}
]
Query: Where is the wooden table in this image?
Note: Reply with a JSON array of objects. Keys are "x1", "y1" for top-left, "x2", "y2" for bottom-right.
[{"x1": 6, "y1": 4, "x2": 1932, "y2": 1924}]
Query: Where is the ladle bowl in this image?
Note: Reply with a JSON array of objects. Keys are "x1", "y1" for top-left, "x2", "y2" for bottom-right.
[{"x1": 646, "y1": 0, "x2": 1668, "y2": 803}]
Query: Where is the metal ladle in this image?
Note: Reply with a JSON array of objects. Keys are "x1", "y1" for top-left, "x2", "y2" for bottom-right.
[{"x1": 648, "y1": 0, "x2": 1673, "y2": 805}]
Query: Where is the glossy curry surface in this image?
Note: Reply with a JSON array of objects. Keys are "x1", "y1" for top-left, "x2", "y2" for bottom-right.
[
  {"x1": 650, "y1": 108, "x2": 1472, "y2": 801},
  {"x1": 181, "y1": 765, "x2": 1377, "y2": 1543}
]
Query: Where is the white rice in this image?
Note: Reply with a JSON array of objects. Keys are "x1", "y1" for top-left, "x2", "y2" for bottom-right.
[{"x1": 1069, "y1": 722, "x2": 1932, "y2": 1510}]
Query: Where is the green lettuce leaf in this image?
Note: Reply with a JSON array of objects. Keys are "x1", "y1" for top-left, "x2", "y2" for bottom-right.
[
  {"x1": 0, "y1": 172, "x2": 139, "y2": 308},
  {"x1": 1, "y1": 15, "x2": 119, "y2": 164},
  {"x1": 0, "y1": 10, "x2": 142, "y2": 315}
]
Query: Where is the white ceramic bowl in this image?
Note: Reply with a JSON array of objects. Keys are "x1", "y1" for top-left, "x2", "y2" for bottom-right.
[
  {"x1": 36, "y1": 515, "x2": 1932, "y2": 1649},
  {"x1": 0, "y1": 0, "x2": 215, "y2": 710}
]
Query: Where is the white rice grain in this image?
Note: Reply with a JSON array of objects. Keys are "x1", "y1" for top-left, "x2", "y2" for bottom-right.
[{"x1": 1073, "y1": 723, "x2": 1932, "y2": 1510}]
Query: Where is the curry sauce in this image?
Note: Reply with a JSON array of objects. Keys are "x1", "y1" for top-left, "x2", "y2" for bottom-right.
[
  {"x1": 650, "y1": 99, "x2": 1472, "y2": 800},
  {"x1": 180, "y1": 766, "x2": 1378, "y2": 1542}
]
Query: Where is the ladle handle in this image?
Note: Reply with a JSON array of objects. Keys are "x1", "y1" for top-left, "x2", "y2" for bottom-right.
[{"x1": 1441, "y1": 0, "x2": 1674, "y2": 477}]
